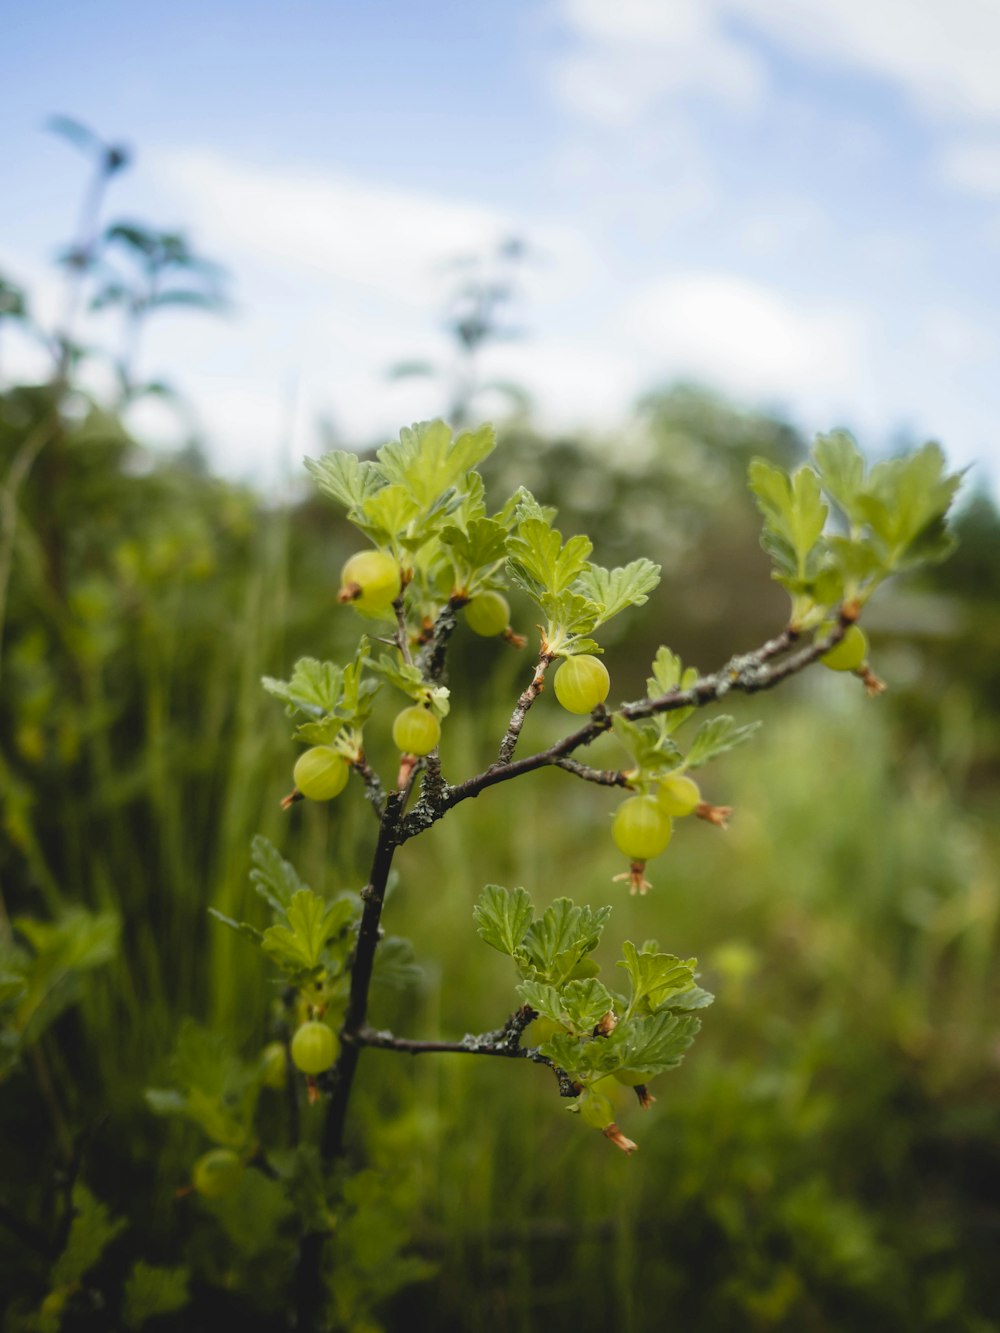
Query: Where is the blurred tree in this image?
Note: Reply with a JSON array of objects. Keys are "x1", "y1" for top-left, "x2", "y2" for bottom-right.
[
  {"x1": 90, "y1": 222, "x2": 229, "y2": 404},
  {"x1": 387, "y1": 235, "x2": 532, "y2": 426}
]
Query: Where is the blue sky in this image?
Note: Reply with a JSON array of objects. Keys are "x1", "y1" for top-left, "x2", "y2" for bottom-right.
[{"x1": 3, "y1": 0, "x2": 1000, "y2": 491}]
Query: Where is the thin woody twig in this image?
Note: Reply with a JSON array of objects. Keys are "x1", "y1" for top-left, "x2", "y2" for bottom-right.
[
  {"x1": 352, "y1": 755, "x2": 385, "y2": 820},
  {"x1": 553, "y1": 755, "x2": 630, "y2": 788},
  {"x1": 354, "y1": 1009, "x2": 580, "y2": 1097},
  {"x1": 397, "y1": 615, "x2": 847, "y2": 841},
  {"x1": 416, "y1": 597, "x2": 461, "y2": 684},
  {"x1": 393, "y1": 595, "x2": 413, "y2": 667},
  {"x1": 496, "y1": 652, "x2": 553, "y2": 764}
]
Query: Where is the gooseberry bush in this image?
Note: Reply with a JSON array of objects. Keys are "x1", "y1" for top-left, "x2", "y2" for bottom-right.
[{"x1": 152, "y1": 420, "x2": 958, "y2": 1329}]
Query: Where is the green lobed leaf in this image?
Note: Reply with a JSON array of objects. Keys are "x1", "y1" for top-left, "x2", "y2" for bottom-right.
[
  {"x1": 812, "y1": 431, "x2": 867, "y2": 526},
  {"x1": 372, "y1": 652, "x2": 451, "y2": 716},
  {"x1": 506, "y1": 518, "x2": 593, "y2": 597},
  {"x1": 261, "y1": 890, "x2": 357, "y2": 974},
  {"x1": 361, "y1": 482, "x2": 424, "y2": 544},
  {"x1": 439, "y1": 516, "x2": 510, "y2": 582},
  {"x1": 305, "y1": 450, "x2": 385, "y2": 515},
  {"x1": 8, "y1": 909, "x2": 119, "y2": 1046},
  {"x1": 473, "y1": 885, "x2": 534, "y2": 957},
  {"x1": 749, "y1": 458, "x2": 828, "y2": 579},
  {"x1": 790, "y1": 467, "x2": 828, "y2": 564},
  {"x1": 262, "y1": 657, "x2": 344, "y2": 719},
  {"x1": 558, "y1": 978, "x2": 616, "y2": 1030},
  {"x1": 617, "y1": 941, "x2": 710, "y2": 1016},
  {"x1": 145, "y1": 1021, "x2": 258, "y2": 1147},
  {"x1": 123, "y1": 1261, "x2": 190, "y2": 1329},
  {"x1": 647, "y1": 647, "x2": 700, "y2": 735},
  {"x1": 517, "y1": 980, "x2": 564, "y2": 1024},
  {"x1": 611, "y1": 715, "x2": 682, "y2": 775},
  {"x1": 538, "y1": 1029, "x2": 607, "y2": 1079},
  {"x1": 14, "y1": 908, "x2": 119, "y2": 977},
  {"x1": 684, "y1": 715, "x2": 761, "y2": 769},
  {"x1": 508, "y1": 487, "x2": 557, "y2": 527},
  {"x1": 521, "y1": 899, "x2": 612, "y2": 983},
  {"x1": 863, "y1": 442, "x2": 962, "y2": 568},
  {"x1": 518, "y1": 977, "x2": 615, "y2": 1032},
  {"x1": 826, "y1": 535, "x2": 883, "y2": 587},
  {"x1": 207, "y1": 908, "x2": 263, "y2": 945},
  {"x1": 575, "y1": 558, "x2": 661, "y2": 625},
  {"x1": 377, "y1": 420, "x2": 496, "y2": 508},
  {"x1": 372, "y1": 936, "x2": 423, "y2": 992},
  {"x1": 611, "y1": 1010, "x2": 703, "y2": 1076},
  {"x1": 648, "y1": 646, "x2": 694, "y2": 696},
  {"x1": 249, "y1": 835, "x2": 309, "y2": 915},
  {"x1": 541, "y1": 589, "x2": 602, "y2": 641},
  {"x1": 51, "y1": 1184, "x2": 127, "y2": 1288}
]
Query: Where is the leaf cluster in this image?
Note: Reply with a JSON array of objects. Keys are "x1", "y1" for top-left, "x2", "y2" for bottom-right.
[
  {"x1": 505, "y1": 507, "x2": 660, "y2": 655},
  {"x1": 613, "y1": 645, "x2": 760, "y2": 790},
  {"x1": 262, "y1": 642, "x2": 379, "y2": 747},
  {"x1": 749, "y1": 434, "x2": 961, "y2": 626},
  {"x1": 0, "y1": 908, "x2": 119, "y2": 1081},
  {"x1": 145, "y1": 1019, "x2": 263, "y2": 1149},
  {"x1": 474, "y1": 887, "x2": 712, "y2": 1088},
  {"x1": 307, "y1": 420, "x2": 660, "y2": 659},
  {"x1": 210, "y1": 836, "x2": 358, "y2": 988}
]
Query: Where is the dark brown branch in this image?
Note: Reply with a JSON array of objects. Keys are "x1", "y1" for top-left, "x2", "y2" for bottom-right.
[
  {"x1": 420, "y1": 750, "x2": 448, "y2": 806},
  {"x1": 416, "y1": 597, "x2": 461, "y2": 684},
  {"x1": 393, "y1": 594, "x2": 413, "y2": 666},
  {"x1": 352, "y1": 754, "x2": 385, "y2": 819},
  {"x1": 398, "y1": 616, "x2": 847, "y2": 841},
  {"x1": 497, "y1": 652, "x2": 554, "y2": 764},
  {"x1": 297, "y1": 791, "x2": 405, "y2": 1331},
  {"x1": 354, "y1": 1008, "x2": 580, "y2": 1097},
  {"x1": 554, "y1": 756, "x2": 630, "y2": 787},
  {"x1": 617, "y1": 620, "x2": 840, "y2": 723}
]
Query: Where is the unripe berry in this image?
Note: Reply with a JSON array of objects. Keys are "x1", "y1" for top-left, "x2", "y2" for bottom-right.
[
  {"x1": 192, "y1": 1148, "x2": 243, "y2": 1198},
  {"x1": 291, "y1": 1020, "x2": 339, "y2": 1075},
  {"x1": 612, "y1": 796, "x2": 673, "y2": 860},
  {"x1": 612, "y1": 1067, "x2": 650, "y2": 1088},
  {"x1": 293, "y1": 747, "x2": 349, "y2": 801},
  {"x1": 392, "y1": 705, "x2": 441, "y2": 756},
  {"x1": 821, "y1": 623, "x2": 868, "y2": 672},
  {"x1": 338, "y1": 550, "x2": 401, "y2": 615},
  {"x1": 656, "y1": 773, "x2": 701, "y2": 817},
  {"x1": 260, "y1": 1041, "x2": 287, "y2": 1090},
  {"x1": 578, "y1": 1088, "x2": 615, "y2": 1130},
  {"x1": 553, "y1": 654, "x2": 610, "y2": 714},
  {"x1": 464, "y1": 591, "x2": 510, "y2": 637}
]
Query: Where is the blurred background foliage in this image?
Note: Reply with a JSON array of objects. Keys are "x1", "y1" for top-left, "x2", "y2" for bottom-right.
[{"x1": 1, "y1": 130, "x2": 999, "y2": 1332}]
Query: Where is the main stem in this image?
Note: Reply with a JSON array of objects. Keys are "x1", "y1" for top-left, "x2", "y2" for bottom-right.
[{"x1": 295, "y1": 789, "x2": 405, "y2": 1330}]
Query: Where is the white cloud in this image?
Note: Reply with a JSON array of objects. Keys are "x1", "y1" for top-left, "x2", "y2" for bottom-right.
[
  {"x1": 551, "y1": 0, "x2": 766, "y2": 126},
  {"x1": 152, "y1": 148, "x2": 595, "y2": 313},
  {"x1": 623, "y1": 271, "x2": 865, "y2": 400},
  {"x1": 152, "y1": 148, "x2": 512, "y2": 309},
  {"x1": 939, "y1": 139, "x2": 1000, "y2": 196},
  {"x1": 555, "y1": 0, "x2": 1000, "y2": 130},
  {"x1": 734, "y1": 197, "x2": 832, "y2": 258},
  {"x1": 732, "y1": 0, "x2": 1000, "y2": 125},
  {"x1": 552, "y1": 0, "x2": 1000, "y2": 212},
  {"x1": 918, "y1": 307, "x2": 998, "y2": 367}
]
